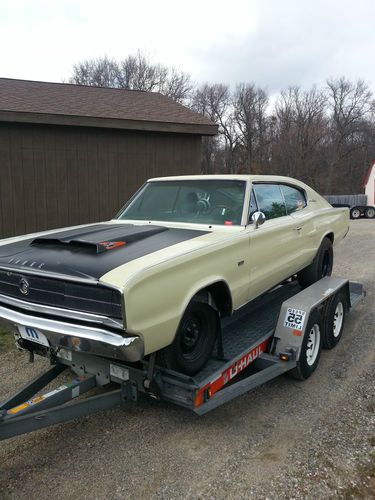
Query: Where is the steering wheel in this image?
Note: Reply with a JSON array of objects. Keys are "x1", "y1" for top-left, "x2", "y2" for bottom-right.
[{"x1": 196, "y1": 198, "x2": 211, "y2": 213}]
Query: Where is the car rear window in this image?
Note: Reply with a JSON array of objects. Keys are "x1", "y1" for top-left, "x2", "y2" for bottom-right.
[{"x1": 280, "y1": 185, "x2": 307, "y2": 213}]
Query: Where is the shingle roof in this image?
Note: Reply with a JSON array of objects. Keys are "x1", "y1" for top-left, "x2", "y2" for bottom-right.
[{"x1": 0, "y1": 78, "x2": 217, "y2": 135}]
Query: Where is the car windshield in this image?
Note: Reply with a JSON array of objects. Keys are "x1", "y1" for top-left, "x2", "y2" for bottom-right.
[{"x1": 117, "y1": 179, "x2": 246, "y2": 226}]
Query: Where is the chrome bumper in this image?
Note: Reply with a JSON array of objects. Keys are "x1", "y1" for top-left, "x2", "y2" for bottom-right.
[{"x1": 0, "y1": 305, "x2": 144, "y2": 363}]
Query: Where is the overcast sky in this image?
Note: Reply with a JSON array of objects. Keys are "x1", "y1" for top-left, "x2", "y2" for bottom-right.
[{"x1": 1, "y1": 0, "x2": 375, "y2": 93}]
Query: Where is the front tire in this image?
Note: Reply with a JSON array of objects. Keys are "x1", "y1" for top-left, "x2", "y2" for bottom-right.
[
  {"x1": 160, "y1": 300, "x2": 218, "y2": 375},
  {"x1": 298, "y1": 237, "x2": 333, "y2": 289}
]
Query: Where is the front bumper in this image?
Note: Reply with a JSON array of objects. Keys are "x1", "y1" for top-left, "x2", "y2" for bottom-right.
[{"x1": 0, "y1": 304, "x2": 144, "y2": 363}]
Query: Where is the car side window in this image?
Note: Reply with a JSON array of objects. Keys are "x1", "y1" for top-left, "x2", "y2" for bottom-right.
[
  {"x1": 253, "y1": 184, "x2": 287, "y2": 220},
  {"x1": 249, "y1": 190, "x2": 258, "y2": 221},
  {"x1": 280, "y1": 185, "x2": 307, "y2": 213}
]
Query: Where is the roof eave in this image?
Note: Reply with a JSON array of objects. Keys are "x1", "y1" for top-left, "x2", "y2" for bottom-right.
[{"x1": 0, "y1": 110, "x2": 218, "y2": 136}]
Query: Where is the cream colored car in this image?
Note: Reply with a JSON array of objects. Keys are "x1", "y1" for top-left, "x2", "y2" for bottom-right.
[{"x1": 0, "y1": 175, "x2": 349, "y2": 374}]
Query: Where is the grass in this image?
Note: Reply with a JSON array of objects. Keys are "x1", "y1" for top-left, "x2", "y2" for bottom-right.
[{"x1": 0, "y1": 327, "x2": 13, "y2": 352}]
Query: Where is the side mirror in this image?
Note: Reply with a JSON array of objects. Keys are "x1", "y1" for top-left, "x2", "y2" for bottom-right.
[{"x1": 251, "y1": 211, "x2": 266, "y2": 228}]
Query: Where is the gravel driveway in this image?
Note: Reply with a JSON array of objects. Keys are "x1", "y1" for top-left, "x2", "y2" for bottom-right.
[{"x1": 0, "y1": 220, "x2": 374, "y2": 499}]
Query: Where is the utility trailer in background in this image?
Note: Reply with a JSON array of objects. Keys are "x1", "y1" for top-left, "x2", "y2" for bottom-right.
[
  {"x1": 0, "y1": 277, "x2": 364, "y2": 441},
  {"x1": 348, "y1": 204, "x2": 375, "y2": 220},
  {"x1": 324, "y1": 194, "x2": 375, "y2": 219}
]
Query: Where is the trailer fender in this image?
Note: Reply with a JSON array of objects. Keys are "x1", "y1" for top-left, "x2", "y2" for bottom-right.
[{"x1": 272, "y1": 277, "x2": 350, "y2": 362}]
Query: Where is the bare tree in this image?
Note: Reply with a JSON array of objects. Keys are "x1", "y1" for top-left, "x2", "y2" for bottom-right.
[
  {"x1": 69, "y1": 58, "x2": 375, "y2": 193},
  {"x1": 325, "y1": 77, "x2": 374, "y2": 191},
  {"x1": 69, "y1": 51, "x2": 192, "y2": 103},
  {"x1": 162, "y1": 67, "x2": 193, "y2": 102},
  {"x1": 273, "y1": 86, "x2": 327, "y2": 186},
  {"x1": 233, "y1": 84, "x2": 269, "y2": 173},
  {"x1": 70, "y1": 55, "x2": 120, "y2": 87},
  {"x1": 191, "y1": 84, "x2": 238, "y2": 173},
  {"x1": 117, "y1": 52, "x2": 165, "y2": 91}
]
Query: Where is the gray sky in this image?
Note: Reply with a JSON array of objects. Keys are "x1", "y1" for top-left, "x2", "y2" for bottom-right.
[{"x1": 1, "y1": 0, "x2": 375, "y2": 92}]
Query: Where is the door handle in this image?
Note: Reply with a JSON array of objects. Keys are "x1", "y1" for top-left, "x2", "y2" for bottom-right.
[{"x1": 294, "y1": 226, "x2": 302, "y2": 232}]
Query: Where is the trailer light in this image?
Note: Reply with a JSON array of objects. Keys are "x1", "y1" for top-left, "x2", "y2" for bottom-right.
[
  {"x1": 194, "y1": 393, "x2": 203, "y2": 408},
  {"x1": 279, "y1": 353, "x2": 290, "y2": 361}
]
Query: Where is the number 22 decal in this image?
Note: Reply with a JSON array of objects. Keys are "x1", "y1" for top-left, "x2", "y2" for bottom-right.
[{"x1": 284, "y1": 308, "x2": 307, "y2": 331}]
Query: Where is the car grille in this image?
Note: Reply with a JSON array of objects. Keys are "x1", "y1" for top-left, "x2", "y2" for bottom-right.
[{"x1": 0, "y1": 270, "x2": 123, "y2": 319}]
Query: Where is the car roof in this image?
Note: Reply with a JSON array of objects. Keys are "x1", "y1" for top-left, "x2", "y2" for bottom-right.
[{"x1": 148, "y1": 174, "x2": 305, "y2": 184}]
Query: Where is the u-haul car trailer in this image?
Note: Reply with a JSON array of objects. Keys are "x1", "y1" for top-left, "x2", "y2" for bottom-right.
[{"x1": 0, "y1": 277, "x2": 364, "y2": 441}]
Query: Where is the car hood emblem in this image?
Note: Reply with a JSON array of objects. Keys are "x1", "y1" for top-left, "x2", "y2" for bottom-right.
[{"x1": 19, "y1": 278, "x2": 30, "y2": 295}]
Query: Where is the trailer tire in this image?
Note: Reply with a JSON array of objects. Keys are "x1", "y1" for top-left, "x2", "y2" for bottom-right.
[
  {"x1": 289, "y1": 310, "x2": 323, "y2": 380},
  {"x1": 323, "y1": 290, "x2": 346, "y2": 349},
  {"x1": 365, "y1": 207, "x2": 375, "y2": 219},
  {"x1": 158, "y1": 300, "x2": 218, "y2": 375},
  {"x1": 298, "y1": 237, "x2": 333, "y2": 289},
  {"x1": 350, "y1": 207, "x2": 361, "y2": 219}
]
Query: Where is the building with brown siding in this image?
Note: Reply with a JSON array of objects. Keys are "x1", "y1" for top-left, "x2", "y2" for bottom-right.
[{"x1": 0, "y1": 78, "x2": 217, "y2": 238}]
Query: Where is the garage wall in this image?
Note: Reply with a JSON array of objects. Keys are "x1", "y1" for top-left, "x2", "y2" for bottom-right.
[{"x1": 0, "y1": 122, "x2": 201, "y2": 238}]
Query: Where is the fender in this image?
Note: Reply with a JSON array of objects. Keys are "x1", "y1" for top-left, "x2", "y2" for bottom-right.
[
  {"x1": 123, "y1": 255, "x2": 244, "y2": 355},
  {"x1": 179, "y1": 278, "x2": 232, "y2": 319}
]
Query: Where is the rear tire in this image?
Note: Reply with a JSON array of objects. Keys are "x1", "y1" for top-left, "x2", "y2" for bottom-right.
[
  {"x1": 289, "y1": 310, "x2": 323, "y2": 380},
  {"x1": 159, "y1": 300, "x2": 218, "y2": 375},
  {"x1": 298, "y1": 237, "x2": 333, "y2": 289},
  {"x1": 350, "y1": 207, "x2": 361, "y2": 219},
  {"x1": 323, "y1": 290, "x2": 346, "y2": 349},
  {"x1": 365, "y1": 207, "x2": 375, "y2": 219}
]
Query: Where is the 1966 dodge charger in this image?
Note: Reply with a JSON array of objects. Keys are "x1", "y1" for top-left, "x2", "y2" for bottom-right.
[{"x1": 0, "y1": 175, "x2": 349, "y2": 374}]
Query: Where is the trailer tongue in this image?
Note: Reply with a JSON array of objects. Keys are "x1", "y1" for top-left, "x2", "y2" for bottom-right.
[{"x1": 0, "y1": 277, "x2": 364, "y2": 441}]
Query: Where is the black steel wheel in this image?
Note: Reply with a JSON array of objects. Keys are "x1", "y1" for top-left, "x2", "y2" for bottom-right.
[
  {"x1": 298, "y1": 237, "x2": 333, "y2": 288},
  {"x1": 159, "y1": 300, "x2": 218, "y2": 375}
]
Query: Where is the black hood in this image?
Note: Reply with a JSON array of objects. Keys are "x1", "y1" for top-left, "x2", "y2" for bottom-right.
[{"x1": 0, "y1": 223, "x2": 207, "y2": 281}]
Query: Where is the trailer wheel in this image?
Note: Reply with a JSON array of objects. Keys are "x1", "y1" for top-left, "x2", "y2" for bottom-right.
[
  {"x1": 158, "y1": 300, "x2": 218, "y2": 375},
  {"x1": 365, "y1": 207, "x2": 375, "y2": 219},
  {"x1": 323, "y1": 290, "x2": 346, "y2": 349},
  {"x1": 289, "y1": 310, "x2": 322, "y2": 380},
  {"x1": 350, "y1": 207, "x2": 361, "y2": 219},
  {"x1": 298, "y1": 237, "x2": 333, "y2": 288}
]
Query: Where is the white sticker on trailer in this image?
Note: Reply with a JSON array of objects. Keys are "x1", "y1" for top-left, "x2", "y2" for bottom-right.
[
  {"x1": 110, "y1": 364, "x2": 129, "y2": 381},
  {"x1": 284, "y1": 308, "x2": 307, "y2": 331},
  {"x1": 57, "y1": 349, "x2": 73, "y2": 362}
]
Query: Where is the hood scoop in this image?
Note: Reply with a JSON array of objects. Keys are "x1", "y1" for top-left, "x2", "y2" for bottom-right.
[{"x1": 30, "y1": 224, "x2": 168, "y2": 254}]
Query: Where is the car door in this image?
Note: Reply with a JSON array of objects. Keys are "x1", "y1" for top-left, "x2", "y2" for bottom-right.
[
  {"x1": 246, "y1": 183, "x2": 299, "y2": 302},
  {"x1": 279, "y1": 183, "x2": 316, "y2": 269}
]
